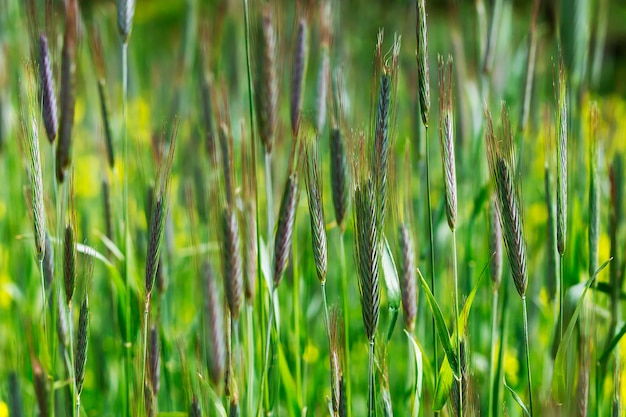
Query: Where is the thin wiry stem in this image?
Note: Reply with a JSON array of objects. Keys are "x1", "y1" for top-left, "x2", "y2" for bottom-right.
[
  {"x1": 523, "y1": 296, "x2": 534, "y2": 416},
  {"x1": 367, "y1": 340, "x2": 375, "y2": 417},
  {"x1": 452, "y1": 231, "x2": 462, "y2": 417},
  {"x1": 338, "y1": 232, "x2": 352, "y2": 417},
  {"x1": 488, "y1": 290, "x2": 499, "y2": 417}
]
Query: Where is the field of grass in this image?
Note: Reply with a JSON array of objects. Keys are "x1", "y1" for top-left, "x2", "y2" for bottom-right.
[{"x1": 1, "y1": 0, "x2": 626, "y2": 416}]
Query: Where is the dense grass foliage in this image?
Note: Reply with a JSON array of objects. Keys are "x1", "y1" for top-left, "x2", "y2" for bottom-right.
[{"x1": 1, "y1": 1, "x2": 626, "y2": 416}]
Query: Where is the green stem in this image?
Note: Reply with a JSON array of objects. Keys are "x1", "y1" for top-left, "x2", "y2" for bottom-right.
[
  {"x1": 452, "y1": 230, "x2": 462, "y2": 417},
  {"x1": 321, "y1": 282, "x2": 330, "y2": 339},
  {"x1": 140, "y1": 298, "x2": 150, "y2": 416},
  {"x1": 246, "y1": 306, "x2": 255, "y2": 416},
  {"x1": 559, "y1": 254, "x2": 564, "y2": 341},
  {"x1": 488, "y1": 289, "x2": 499, "y2": 417},
  {"x1": 424, "y1": 126, "x2": 438, "y2": 414},
  {"x1": 338, "y1": 231, "x2": 352, "y2": 417},
  {"x1": 367, "y1": 339, "x2": 375, "y2": 417},
  {"x1": 256, "y1": 289, "x2": 276, "y2": 417},
  {"x1": 522, "y1": 295, "x2": 534, "y2": 417},
  {"x1": 293, "y1": 222, "x2": 302, "y2": 405},
  {"x1": 121, "y1": 39, "x2": 132, "y2": 417}
]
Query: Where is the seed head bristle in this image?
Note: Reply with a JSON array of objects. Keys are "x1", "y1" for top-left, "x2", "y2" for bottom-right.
[
  {"x1": 438, "y1": 54, "x2": 457, "y2": 231},
  {"x1": 38, "y1": 34, "x2": 57, "y2": 143},
  {"x1": 64, "y1": 223, "x2": 76, "y2": 305},
  {"x1": 330, "y1": 127, "x2": 349, "y2": 231},
  {"x1": 220, "y1": 207, "x2": 243, "y2": 321},
  {"x1": 74, "y1": 296, "x2": 89, "y2": 396},
  {"x1": 485, "y1": 105, "x2": 528, "y2": 298},
  {"x1": 416, "y1": 0, "x2": 430, "y2": 127},
  {"x1": 489, "y1": 196, "x2": 503, "y2": 291},
  {"x1": 291, "y1": 18, "x2": 309, "y2": 139},
  {"x1": 329, "y1": 306, "x2": 344, "y2": 417},
  {"x1": 117, "y1": 0, "x2": 135, "y2": 43},
  {"x1": 305, "y1": 142, "x2": 328, "y2": 283},
  {"x1": 56, "y1": 0, "x2": 78, "y2": 183},
  {"x1": 398, "y1": 223, "x2": 417, "y2": 332},
  {"x1": 354, "y1": 177, "x2": 380, "y2": 342},
  {"x1": 203, "y1": 262, "x2": 226, "y2": 388},
  {"x1": 556, "y1": 60, "x2": 568, "y2": 256},
  {"x1": 254, "y1": 6, "x2": 278, "y2": 153},
  {"x1": 274, "y1": 172, "x2": 299, "y2": 288}
]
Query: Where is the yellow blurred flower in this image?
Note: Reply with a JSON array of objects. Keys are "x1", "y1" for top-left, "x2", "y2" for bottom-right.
[
  {"x1": 128, "y1": 97, "x2": 152, "y2": 145},
  {"x1": 74, "y1": 155, "x2": 100, "y2": 199},
  {"x1": 504, "y1": 347, "x2": 520, "y2": 386},
  {"x1": 303, "y1": 343, "x2": 319, "y2": 364},
  {"x1": 0, "y1": 401, "x2": 8, "y2": 417}
]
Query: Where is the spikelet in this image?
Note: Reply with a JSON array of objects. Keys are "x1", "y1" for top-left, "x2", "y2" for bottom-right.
[
  {"x1": 438, "y1": 55, "x2": 457, "y2": 231},
  {"x1": 203, "y1": 262, "x2": 226, "y2": 388},
  {"x1": 63, "y1": 223, "x2": 76, "y2": 305},
  {"x1": 316, "y1": 1, "x2": 331, "y2": 133},
  {"x1": 305, "y1": 142, "x2": 327, "y2": 283},
  {"x1": 75, "y1": 296, "x2": 89, "y2": 396},
  {"x1": 291, "y1": 18, "x2": 308, "y2": 139},
  {"x1": 354, "y1": 176, "x2": 380, "y2": 342},
  {"x1": 556, "y1": 60, "x2": 568, "y2": 256},
  {"x1": 97, "y1": 80, "x2": 115, "y2": 168},
  {"x1": 398, "y1": 223, "x2": 417, "y2": 332},
  {"x1": 254, "y1": 6, "x2": 278, "y2": 153},
  {"x1": 273, "y1": 173, "x2": 299, "y2": 288},
  {"x1": 330, "y1": 127, "x2": 349, "y2": 231},
  {"x1": 102, "y1": 178, "x2": 113, "y2": 240},
  {"x1": 485, "y1": 104, "x2": 528, "y2": 297},
  {"x1": 56, "y1": 0, "x2": 77, "y2": 182},
  {"x1": 38, "y1": 34, "x2": 57, "y2": 143},
  {"x1": 145, "y1": 121, "x2": 178, "y2": 298},
  {"x1": 416, "y1": 0, "x2": 430, "y2": 127},
  {"x1": 221, "y1": 207, "x2": 243, "y2": 321},
  {"x1": 20, "y1": 63, "x2": 46, "y2": 261},
  {"x1": 117, "y1": 0, "x2": 135, "y2": 43}
]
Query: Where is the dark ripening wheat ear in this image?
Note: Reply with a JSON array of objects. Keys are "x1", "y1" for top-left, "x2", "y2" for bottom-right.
[
  {"x1": 220, "y1": 207, "x2": 243, "y2": 321},
  {"x1": 145, "y1": 122, "x2": 178, "y2": 298},
  {"x1": 98, "y1": 80, "x2": 115, "y2": 168},
  {"x1": 373, "y1": 72, "x2": 391, "y2": 233},
  {"x1": 305, "y1": 143, "x2": 328, "y2": 283},
  {"x1": 117, "y1": 0, "x2": 135, "y2": 43},
  {"x1": 398, "y1": 223, "x2": 417, "y2": 333},
  {"x1": 203, "y1": 262, "x2": 226, "y2": 388},
  {"x1": 330, "y1": 127, "x2": 349, "y2": 231},
  {"x1": 254, "y1": 6, "x2": 278, "y2": 154},
  {"x1": 64, "y1": 223, "x2": 76, "y2": 305},
  {"x1": 38, "y1": 34, "x2": 57, "y2": 143},
  {"x1": 241, "y1": 124, "x2": 257, "y2": 303},
  {"x1": 32, "y1": 357, "x2": 49, "y2": 417},
  {"x1": 485, "y1": 107, "x2": 528, "y2": 298},
  {"x1": 316, "y1": 2, "x2": 331, "y2": 134},
  {"x1": 43, "y1": 232, "x2": 54, "y2": 299},
  {"x1": 354, "y1": 178, "x2": 380, "y2": 342},
  {"x1": 56, "y1": 0, "x2": 77, "y2": 183},
  {"x1": 75, "y1": 297, "x2": 89, "y2": 397},
  {"x1": 438, "y1": 54, "x2": 457, "y2": 231},
  {"x1": 291, "y1": 18, "x2": 308, "y2": 139},
  {"x1": 273, "y1": 173, "x2": 299, "y2": 288},
  {"x1": 416, "y1": 0, "x2": 430, "y2": 127}
]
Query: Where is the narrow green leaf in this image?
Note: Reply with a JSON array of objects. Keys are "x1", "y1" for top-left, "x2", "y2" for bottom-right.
[
  {"x1": 278, "y1": 341, "x2": 302, "y2": 413},
  {"x1": 551, "y1": 258, "x2": 611, "y2": 402},
  {"x1": 405, "y1": 330, "x2": 424, "y2": 417},
  {"x1": 433, "y1": 356, "x2": 453, "y2": 411},
  {"x1": 434, "y1": 257, "x2": 489, "y2": 410},
  {"x1": 600, "y1": 321, "x2": 626, "y2": 364},
  {"x1": 504, "y1": 378, "x2": 531, "y2": 417},
  {"x1": 416, "y1": 267, "x2": 459, "y2": 376}
]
